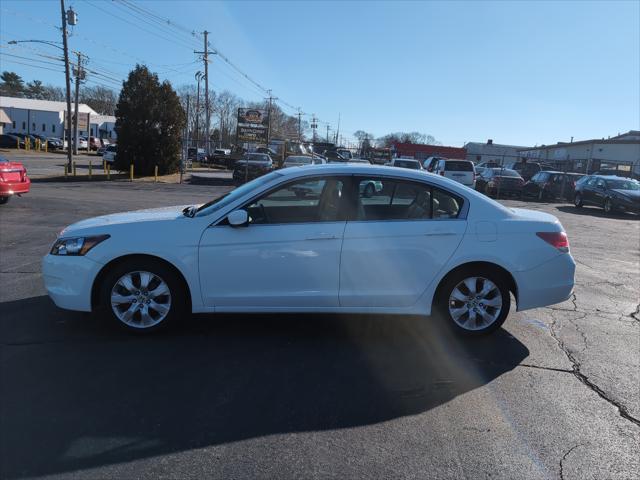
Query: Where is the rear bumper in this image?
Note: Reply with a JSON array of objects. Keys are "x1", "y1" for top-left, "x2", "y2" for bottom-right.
[
  {"x1": 514, "y1": 253, "x2": 576, "y2": 311},
  {"x1": 0, "y1": 178, "x2": 30, "y2": 196}
]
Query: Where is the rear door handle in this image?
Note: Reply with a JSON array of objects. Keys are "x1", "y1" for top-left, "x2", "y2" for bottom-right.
[
  {"x1": 424, "y1": 230, "x2": 457, "y2": 236},
  {"x1": 306, "y1": 233, "x2": 338, "y2": 240}
]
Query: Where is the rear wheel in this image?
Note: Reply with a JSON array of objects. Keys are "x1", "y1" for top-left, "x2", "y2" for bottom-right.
[
  {"x1": 100, "y1": 259, "x2": 186, "y2": 333},
  {"x1": 604, "y1": 198, "x2": 613, "y2": 214},
  {"x1": 437, "y1": 269, "x2": 510, "y2": 336},
  {"x1": 574, "y1": 193, "x2": 583, "y2": 208}
]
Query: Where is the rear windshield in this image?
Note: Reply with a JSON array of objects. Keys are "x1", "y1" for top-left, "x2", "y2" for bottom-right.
[
  {"x1": 395, "y1": 160, "x2": 420, "y2": 169},
  {"x1": 492, "y1": 168, "x2": 521, "y2": 177},
  {"x1": 606, "y1": 179, "x2": 640, "y2": 190},
  {"x1": 445, "y1": 160, "x2": 473, "y2": 171}
]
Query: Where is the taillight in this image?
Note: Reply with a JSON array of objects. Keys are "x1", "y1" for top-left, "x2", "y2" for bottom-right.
[{"x1": 536, "y1": 231, "x2": 569, "y2": 252}]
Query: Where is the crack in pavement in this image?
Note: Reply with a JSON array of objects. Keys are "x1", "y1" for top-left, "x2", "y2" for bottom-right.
[
  {"x1": 519, "y1": 363, "x2": 574, "y2": 374},
  {"x1": 559, "y1": 444, "x2": 584, "y2": 480},
  {"x1": 549, "y1": 310, "x2": 640, "y2": 428}
]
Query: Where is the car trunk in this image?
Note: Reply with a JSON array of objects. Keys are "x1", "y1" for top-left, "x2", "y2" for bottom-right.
[{"x1": 0, "y1": 163, "x2": 26, "y2": 182}]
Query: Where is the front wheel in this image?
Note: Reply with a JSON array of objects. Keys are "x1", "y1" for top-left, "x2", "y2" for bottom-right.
[
  {"x1": 604, "y1": 198, "x2": 613, "y2": 214},
  {"x1": 437, "y1": 269, "x2": 510, "y2": 336},
  {"x1": 100, "y1": 259, "x2": 186, "y2": 333},
  {"x1": 574, "y1": 193, "x2": 583, "y2": 208}
]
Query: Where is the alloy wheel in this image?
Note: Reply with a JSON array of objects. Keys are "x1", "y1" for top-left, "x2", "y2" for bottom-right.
[
  {"x1": 604, "y1": 198, "x2": 612, "y2": 214},
  {"x1": 110, "y1": 271, "x2": 172, "y2": 329},
  {"x1": 448, "y1": 277, "x2": 503, "y2": 331}
]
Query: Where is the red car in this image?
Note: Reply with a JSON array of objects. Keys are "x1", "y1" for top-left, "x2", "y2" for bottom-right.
[{"x1": 0, "y1": 154, "x2": 30, "y2": 204}]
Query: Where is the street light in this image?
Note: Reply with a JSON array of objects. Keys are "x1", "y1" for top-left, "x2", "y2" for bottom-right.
[
  {"x1": 8, "y1": 38, "x2": 73, "y2": 170},
  {"x1": 8, "y1": 39, "x2": 63, "y2": 50}
]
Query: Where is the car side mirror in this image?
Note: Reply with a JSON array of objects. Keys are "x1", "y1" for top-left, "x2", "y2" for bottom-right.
[{"x1": 228, "y1": 209, "x2": 249, "y2": 227}]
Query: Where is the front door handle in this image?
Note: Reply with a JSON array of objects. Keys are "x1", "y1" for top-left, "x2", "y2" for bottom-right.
[{"x1": 306, "y1": 233, "x2": 338, "y2": 240}]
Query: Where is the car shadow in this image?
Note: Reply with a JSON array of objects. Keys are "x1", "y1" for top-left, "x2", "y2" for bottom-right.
[
  {"x1": 555, "y1": 205, "x2": 640, "y2": 220},
  {"x1": 1, "y1": 296, "x2": 529, "y2": 479}
]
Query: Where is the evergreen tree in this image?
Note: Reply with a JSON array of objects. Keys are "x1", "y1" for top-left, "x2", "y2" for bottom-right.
[
  {"x1": 114, "y1": 65, "x2": 185, "y2": 175},
  {"x1": 0, "y1": 71, "x2": 25, "y2": 97}
]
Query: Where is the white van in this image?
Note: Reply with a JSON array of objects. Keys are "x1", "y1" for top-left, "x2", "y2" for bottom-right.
[{"x1": 432, "y1": 159, "x2": 476, "y2": 188}]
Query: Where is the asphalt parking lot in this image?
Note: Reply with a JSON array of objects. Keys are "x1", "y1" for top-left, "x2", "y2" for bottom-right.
[{"x1": 1, "y1": 179, "x2": 638, "y2": 479}]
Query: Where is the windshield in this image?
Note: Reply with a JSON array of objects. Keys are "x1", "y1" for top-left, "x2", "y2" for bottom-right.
[
  {"x1": 445, "y1": 160, "x2": 473, "y2": 171},
  {"x1": 196, "y1": 171, "x2": 282, "y2": 215},
  {"x1": 245, "y1": 153, "x2": 270, "y2": 162},
  {"x1": 606, "y1": 179, "x2": 640, "y2": 190}
]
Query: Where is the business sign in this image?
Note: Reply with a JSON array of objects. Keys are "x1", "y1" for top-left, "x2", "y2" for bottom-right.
[
  {"x1": 237, "y1": 108, "x2": 269, "y2": 128},
  {"x1": 237, "y1": 108, "x2": 268, "y2": 144},
  {"x1": 237, "y1": 125, "x2": 268, "y2": 143},
  {"x1": 64, "y1": 111, "x2": 90, "y2": 131}
]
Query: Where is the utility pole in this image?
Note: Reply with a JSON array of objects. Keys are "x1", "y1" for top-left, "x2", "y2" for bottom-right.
[
  {"x1": 195, "y1": 71, "x2": 203, "y2": 151},
  {"x1": 181, "y1": 93, "x2": 189, "y2": 184},
  {"x1": 72, "y1": 51, "x2": 85, "y2": 155},
  {"x1": 203, "y1": 31, "x2": 210, "y2": 157},
  {"x1": 336, "y1": 113, "x2": 340, "y2": 146},
  {"x1": 265, "y1": 89, "x2": 277, "y2": 148},
  {"x1": 297, "y1": 108, "x2": 302, "y2": 142},
  {"x1": 311, "y1": 115, "x2": 317, "y2": 143},
  {"x1": 60, "y1": 0, "x2": 73, "y2": 171}
]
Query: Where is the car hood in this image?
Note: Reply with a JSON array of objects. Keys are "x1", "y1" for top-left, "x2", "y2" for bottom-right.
[
  {"x1": 61, "y1": 205, "x2": 190, "y2": 235},
  {"x1": 612, "y1": 189, "x2": 640, "y2": 199}
]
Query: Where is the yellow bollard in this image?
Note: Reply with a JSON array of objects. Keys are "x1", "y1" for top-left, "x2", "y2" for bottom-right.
[
  {"x1": 129, "y1": 164, "x2": 134, "y2": 181},
  {"x1": 44, "y1": 140, "x2": 48, "y2": 153},
  {"x1": 16, "y1": 137, "x2": 20, "y2": 149},
  {"x1": 89, "y1": 160, "x2": 92, "y2": 180},
  {"x1": 102, "y1": 160, "x2": 106, "y2": 173},
  {"x1": 25, "y1": 137, "x2": 30, "y2": 151},
  {"x1": 154, "y1": 164, "x2": 158, "y2": 183},
  {"x1": 107, "y1": 164, "x2": 111, "y2": 180},
  {"x1": 73, "y1": 161, "x2": 76, "y2": 176}
]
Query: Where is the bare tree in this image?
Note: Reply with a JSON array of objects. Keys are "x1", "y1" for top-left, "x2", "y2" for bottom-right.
[{"x1": 80, "y1": 86, "x2": 117, "y2": 115}]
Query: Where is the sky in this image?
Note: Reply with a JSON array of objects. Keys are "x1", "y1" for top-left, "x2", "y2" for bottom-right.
[{"x1": 0, "y1": 0, "x2": 638, "y2": 147}]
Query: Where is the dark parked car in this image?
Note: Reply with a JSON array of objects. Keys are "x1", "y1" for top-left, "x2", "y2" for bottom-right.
[
  {"x1": 0, "y1": 134, "x2": 23, "y2": 148},
  {"x1": 475, "y1": 168, "x2": 525, "y2": 197},
  {"x1": 511, "y1": 161, "x2": 556, "y2": 181},
  {"x1": 574, "y1": 175, "x2": 640, "y2": 215},
  {"x1": 323, "y1": 150, "x2": 348, "y2": 162},
  {"x1": 522, "y1": 171, "x2": 585, "y2": 201},
  {"x1": 232, "y1": 153, "x2": 274, "y2": 184}
]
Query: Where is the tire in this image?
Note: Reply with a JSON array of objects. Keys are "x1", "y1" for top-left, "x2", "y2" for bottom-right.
[
  {"x1": 437, "y1": 268, "x2": 511, "y2": 336},
  {"x1": 484, "y1": 184, "x2": 493, "y2": 198},
  {"x1": 604, "y1": 198, "x2": 613, "y2": 214},
  {"x1": 574, "y1": 193, "x2": 583, "y2": 208},
  {"x1": 99, "y1": 258, "x2": 187, "y2": 333},
  {"x1": 0, "y1": 196, "x2": 9, "y2": 205}
]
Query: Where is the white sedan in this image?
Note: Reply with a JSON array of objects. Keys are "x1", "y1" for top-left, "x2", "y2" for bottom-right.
[{"x1": 42, "y1": 164, "x2": 575, "y2": 335}]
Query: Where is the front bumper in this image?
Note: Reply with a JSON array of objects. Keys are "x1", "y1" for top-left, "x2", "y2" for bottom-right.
[
  {"x1": 514, "y1": 253, "x2": 576, "y2": 311},
  {"x1": 42, "y1": 254, "x2": 104, "y2": 312},
  {"x1": 0, "y1": 178, "x2": 30, "y2": 196}
]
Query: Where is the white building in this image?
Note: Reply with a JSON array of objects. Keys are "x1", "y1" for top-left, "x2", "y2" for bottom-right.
[
  {"x1": 0, "y1": 96, "x2": 117, "y2": 140},
  {"x1": 519, "y1": 131, "x2": 640, "y2": 176},
  {"x1": 464, "y1": 139, "x2": 530, "y2": 166}
]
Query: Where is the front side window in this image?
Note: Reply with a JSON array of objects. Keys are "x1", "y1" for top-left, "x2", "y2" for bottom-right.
[
  {"x1": 355, "y1": 177, "x2": 463, "y2": 221},
  {"x1": 245, "y1": 176, "x2": 346, "y2": 224}
]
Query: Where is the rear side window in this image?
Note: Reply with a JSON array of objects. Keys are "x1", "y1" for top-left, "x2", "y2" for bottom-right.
[
  {"x1": 445, "y1": 160, "x2": 474, "y2": 171},
  {"x1": 354, "y1": 177, "x2": 463, "y2": 221}
]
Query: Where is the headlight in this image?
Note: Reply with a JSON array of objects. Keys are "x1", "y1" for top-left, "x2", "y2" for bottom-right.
[{"x1": 50, "y1": 234, "x2": 110, "y2": 256}]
